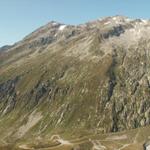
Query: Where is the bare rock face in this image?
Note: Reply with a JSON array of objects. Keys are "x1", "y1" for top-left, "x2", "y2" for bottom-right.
[
  {"x1": 0, "y1": 16, "x2": 150, "y2": 143},
  {"x1": 0, "y1": 76, "x2": 20, "y2": 114}
]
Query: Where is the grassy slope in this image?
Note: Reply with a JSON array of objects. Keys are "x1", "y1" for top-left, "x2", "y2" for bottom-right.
[{"x1": 0, "y1": 27, "x2": 150, "y2": 149}]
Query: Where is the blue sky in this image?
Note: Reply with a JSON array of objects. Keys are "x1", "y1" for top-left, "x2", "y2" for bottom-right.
[{"x1": 0, "y1": 0, "x2": 149, "y2": 47}]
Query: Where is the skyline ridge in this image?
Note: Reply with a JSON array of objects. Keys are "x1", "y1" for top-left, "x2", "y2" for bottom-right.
[
  {"x1": 1, "y1": 15, "x2": 150, "y2": 48},
  {"x1": 0, "y1": 0, "x2": 150, "y2": 47}
]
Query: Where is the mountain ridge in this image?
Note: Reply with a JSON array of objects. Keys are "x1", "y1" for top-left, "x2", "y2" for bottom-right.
[{"x1": 1, "y1": 15, "x2": 150, "y2": 49}]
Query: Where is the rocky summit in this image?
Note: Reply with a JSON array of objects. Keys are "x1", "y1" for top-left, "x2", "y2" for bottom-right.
[{"x1": 0, "y1": 16, "x2": 150, "y2": 150}]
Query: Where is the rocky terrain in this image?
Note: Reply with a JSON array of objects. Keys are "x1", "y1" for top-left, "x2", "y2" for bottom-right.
[{"x1": 0, "y1": 16, "x2": 150, "y2": 149}]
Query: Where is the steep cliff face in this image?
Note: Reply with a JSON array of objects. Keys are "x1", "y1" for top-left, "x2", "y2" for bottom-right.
[{"x1": 0, "y1": 16, "x2": 150, "y2": 148}]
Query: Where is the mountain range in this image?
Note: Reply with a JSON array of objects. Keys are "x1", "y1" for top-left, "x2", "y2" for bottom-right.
[{"x1": 0, "y1": 16, "x2": 150, "y2": 150}]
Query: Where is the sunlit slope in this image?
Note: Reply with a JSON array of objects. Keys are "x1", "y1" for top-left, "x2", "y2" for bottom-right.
[{"x1": 0, "y1": 16, "x2": 150, "y2": 149}]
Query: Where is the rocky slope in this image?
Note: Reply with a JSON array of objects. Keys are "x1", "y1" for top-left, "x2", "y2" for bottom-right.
[{"x1": 0, "y1": 16, "x2": 150, "y2": 149}]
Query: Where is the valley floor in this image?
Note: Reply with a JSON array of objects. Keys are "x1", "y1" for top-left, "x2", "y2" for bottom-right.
[{"x1": 0, "y1": 125, "x2": 150, "y2": 150}]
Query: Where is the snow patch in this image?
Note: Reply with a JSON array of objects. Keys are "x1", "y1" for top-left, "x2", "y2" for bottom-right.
[
  {"x1": 142, "y1": 19, "x2": 148, "y2": 24},
  {"x1": 112, "y1": 16, "x2": 122, "y2": 24},
  {"x1": 112, "y1": 17, "x2": 117, "y2": 21},
  {"x1": 104, "y1": 21, "x2": 111, "y2": 25},
  {"x1": 52, "y1": 22, "x2": 58, "y2": 26},
  {"x1": 126, "y1": 18, "x2": 132, "y2": 22},
  {"x1": 59, "y1": 25, "x2": 66, "y2": 31}
]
